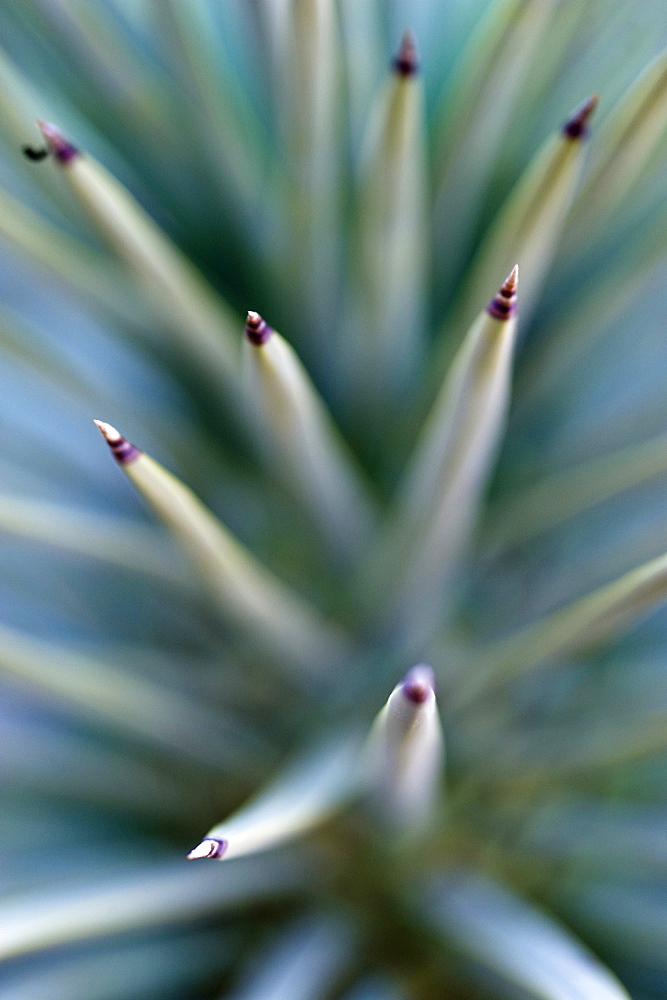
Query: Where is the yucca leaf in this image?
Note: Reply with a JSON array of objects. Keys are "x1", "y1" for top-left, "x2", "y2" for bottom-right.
[
  {"x1": 348, "y1": 31, "x2": 427, "y2": 402},
  {"x1": 569, "y1": 43, "x2": 667, "y2": 241},
  {"x1": 487, "y1": 428, "x2": 667, "y2": 551},
  {"x1": 426, "y1": 872, "x2": 631, "y2": 1000},
  {"x1": 369, "y1": 269, "x2": 518, "y2": 647},
  {"x1": 1, "y1": 930, "x2": 235, "y2": 1000},
  {"x1": 0, "y1": 494, "x2": 188, "y2": 584},
  {"x1": 451, "y1": 95, "x2": 596, "y2": 333},
  {"x1": 95, "y1": 420, "x2": 353, "y2": 671},
  {"x1": 0, "y1": 853, "x2": 306, "y2": 961},
  {"x1": 433, "y1": 0, "x2": 556, "y2": 294},
  {"x1": 37, "y1": 123, "x2": 240, "y2": 383},
  {"x1": 188, "y1": 733, "x2": 362, "y2": 862},
  {"x1": 363, "y1": 664, "x2": 444, "y2": 831},
  {"x1": 455, "y1": 549, "x2": 667, "y2": 708},
  {"x1": 243, "y1": 311, "x2": 376, "y2": 562},
  {"x1": 225, "y1": 915, "x2": 356, "y2": 1000},
  {"x1": 0, "y1": 621, "x2": 268, "y2": 771}
]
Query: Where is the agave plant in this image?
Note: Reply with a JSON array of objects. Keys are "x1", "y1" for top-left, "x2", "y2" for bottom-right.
[{"x1": 1, "y1": 1, "x2": 667, "y2": 997}]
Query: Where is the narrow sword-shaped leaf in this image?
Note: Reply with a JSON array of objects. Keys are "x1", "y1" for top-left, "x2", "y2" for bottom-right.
[
  {"x1": 0, "y1": 853, "x2": 307, "y2": 961},
  {"x1": 369, "y1": 269, "x2": 518, "y2": 647},
  {"x1": 95, "y1": 420, "x2": 353, "y2": 671},
  {"x1": 567, "y1": 44, "x2": 667, "y2": 243},
  {"x1": 425, "y1": 872, "x2": 631, "y2": 1000},
  {"x1": 37, "y1": 123, "x2": 240, "y2": 384},
  {"x1": 243, "y1": 312, "x2": 376, "y2": 564},
  {"x1": 275, "y1": 0, "x2": 342, "y2": 343},
  {"x1": 0, "y1": 188, "x2": 144, "y2": 327},
  {"x1": 433, "y1": 0, "x2": 556, "y2": 296},
  {"x1": 451, "y1": 95, "x2": 596, "y2": 334},
  {"x1": 0, "y1": 494, "x2": 190, "y2": 586},
  {"x1": 0, "y1": 622, "x2": 267, "y2": 771},
  {"x1": 363, "y1": 665, "x2": 445, "y2": 830},
  {"x1": 1, "y1": 712, "x2": 215, "y2": 820},
  {"x1": 515, "y1": 210, "x2": 667, "y2": 415},
  {"x1": 454, "y1": 549, "x2": 667, "y2": 709},
  {"x1": 225, "y1": 915, "x2": 356, "y2": 1000},
  {"x1": 154, "y1": 0, "x2": 268, "y2": 229},
  {"x1": 187, "y1": 733, "x2": 362, "y2": 862},
  {"x1": 486, "y1": 429, "x2": 667, "y2": 552},
  {"x1": 0, "y1": 929, "x2": 234, "y2": 1000},
  {"x1": 350, "y1": 31, "x2": 427, "y2": 401}
]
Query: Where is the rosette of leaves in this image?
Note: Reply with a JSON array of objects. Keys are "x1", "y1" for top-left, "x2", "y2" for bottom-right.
[{"x1": 0, "y1": 1, "x2": 667, "y2": 998}]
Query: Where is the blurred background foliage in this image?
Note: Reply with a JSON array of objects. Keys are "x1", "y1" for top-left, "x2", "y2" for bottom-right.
[{"x1": 0, "y1": 1, "x2": 666, "y2": 998}]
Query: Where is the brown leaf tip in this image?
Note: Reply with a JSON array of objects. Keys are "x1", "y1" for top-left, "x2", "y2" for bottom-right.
[
  {"x1": 94, "y1": 419, "x2": 141, "y2": 465},
  {"x1": 401, "y1": 664, "x2": 435, "y2": 704},
  {"x1": 393, "y1": 30, "x2": 419, "y2": 77},
  {"x1": 36, "y1": 121, "x2": 79, "y2": 164},
  {"x1": 244, "y1": 310, "x2": 273, "y2": 346},
  {"x1": 563, "y1": 94, "x2": 598, "y2": 139},
  {"x1": 487, "y1": 265, "x2": 519, "y2": 321},
  {"x1": 187, "y1": 838, "x2": 228, "y2": 860}
]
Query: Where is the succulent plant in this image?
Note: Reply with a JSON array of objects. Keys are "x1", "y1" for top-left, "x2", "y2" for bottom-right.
[{"x1": 1, "y1": 1, "x2": 667, "y2": 998}]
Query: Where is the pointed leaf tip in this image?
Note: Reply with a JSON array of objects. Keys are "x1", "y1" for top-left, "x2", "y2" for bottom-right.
[
  {"x1": 487, "y1": 265, "x2": 519, "y2": 320},
  {"x1": 244, "y1": 311, "x2": 273, "y2": 346},
  {"x1": 402, "y1": 663, "x2": 436, "y2": 704},
  {"x1": 563, "y1": 94, "x2": 599, "y2": 139},
  {"x1": 393, "y1": 30, "x2": 418, "y2": 76},
  {"x1": 36, "y1": 120, "x2": 79, "y2": 163},
  {"x1": 94, "y1": 419, "x2": 141, "y2": 465},
  {"x1": 187, "y1": 838, "x2": 228, "y2": 860}
]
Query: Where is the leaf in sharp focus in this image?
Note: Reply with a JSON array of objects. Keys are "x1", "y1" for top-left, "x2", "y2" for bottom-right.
[
  {"x1": 369, "y1": 268, "x2": 518, "y2": 649},
  {"x1": 37, "y1": 122, "x2": 241, "y2": 388},
  {"x1": 449, "y1": 94, "x2": 597, "y2": 336},
  {"x1": 187, "y1": 733, "x2": 363, "y2": 862},
  {"x1": 94, "y1": 420, "x2": 354, "y2": 673},
  {"x1": 454, "y1": 549, "x2": 667, "y2": 709},
  {"x1": 0, "y1": 852, "x2": 307, "y2": 962},
  {"x1": 223, "y1": 914, "x2": 356, "y2": 1000},
  {"x1": 243, "y1": 311, "x2": 377, "y2": 565},
  {"x1": 425, "y1": 872, "x2": 631, "y2": 1000}
]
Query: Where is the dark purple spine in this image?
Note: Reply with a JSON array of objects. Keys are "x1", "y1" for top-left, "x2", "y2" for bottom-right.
[
  {"x1": 245, "y1": 311, "x2": 273, "y2": 346},
  {"x1": 393, "y1": 30, "x2": 418, "y2": 77},
  {"x1": 37, "y1": 121, "x2": 79, "y2": 164},
  {"x1": 562, "y1": 94, "x2": 599, "y2": 140}
]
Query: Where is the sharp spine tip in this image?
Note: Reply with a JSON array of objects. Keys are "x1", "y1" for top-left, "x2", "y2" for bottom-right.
[
  {"x1": 563, "y1": 94, "x2": 599, "y2": 139},
  {"x1": 93, "y1": 419, "x2": 141, "y2": 465},
  {"x1": 487, "y1": 265, "x2": 519, "y2": 320},
  {"x1": 244, "y1": 311, "x2": 273, "y2": 346},
  {"x1": 393, "y1": 29, "x2": 418, "y2": 77},
  {"x1": 187, "y1": 838, "x2": 227, "y2": 860},
  {"x1": 401, "y1": 663, "x2": 435, "y2": 704},
  {"x1": 36, "y1": 120, "x2": 79, "y2": 163}
]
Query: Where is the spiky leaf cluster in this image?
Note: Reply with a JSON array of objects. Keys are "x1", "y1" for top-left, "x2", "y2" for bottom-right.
[{"x1": 0, "y1": 2, "x2": 666, "y2": 999}]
